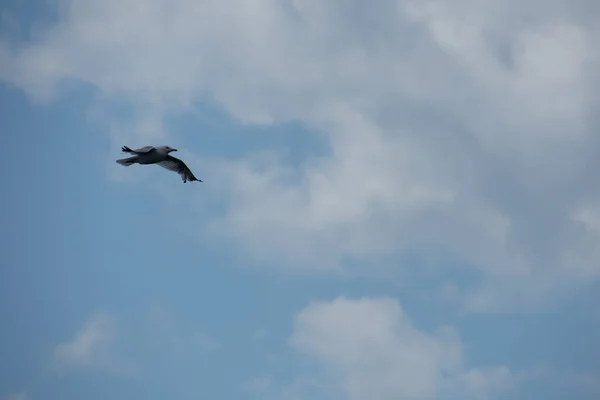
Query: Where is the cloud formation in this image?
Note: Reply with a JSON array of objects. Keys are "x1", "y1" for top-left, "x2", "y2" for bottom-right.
[
  {"x1": 1, "y1": 0, "x2": 599, "y2": 313},
  {"x1": 290, "y1": 297, "x2": 512, "y2": 400},
  {"x1": 53, "y1": 312, "x2": 115, "y2": 368},
  {"x1": 1, "y1": 2, "x2": 599, "y2": 399},
  {"x1": 51, "y1": 312, "x2": 134, "y2": 376}
]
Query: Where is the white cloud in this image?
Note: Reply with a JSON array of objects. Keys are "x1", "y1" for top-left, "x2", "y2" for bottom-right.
[
  {"x1": 52, "y1": 312, "x2": 133, "y2": 375},
  {"x1": 1, "y1": 0, "x2": 600, "y2": 309},
  {"x1": 289, "y1": 297, "x2": 512, "y2": 400},
  {"x1": 48, "y1": 307, "x2": 217, "y2": 379},
  {"x1": 458, "y1": 367, "x2": 512, "y2": 400},
  {"x1": 53, "y1": 312, "x2": 115, "y2": 368}
]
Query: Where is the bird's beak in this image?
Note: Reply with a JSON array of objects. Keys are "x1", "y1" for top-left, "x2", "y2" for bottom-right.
[{"x1": 172, "y1": 149, "x2": 178, "y2": 152}]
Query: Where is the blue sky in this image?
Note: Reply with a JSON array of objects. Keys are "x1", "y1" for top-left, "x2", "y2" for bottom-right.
[{"x1": 1, "y1": 1, "x2": 600, "y2": 399}]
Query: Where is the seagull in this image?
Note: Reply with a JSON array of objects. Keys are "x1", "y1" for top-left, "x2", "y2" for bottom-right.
[{"x1": 116, "y1": 145, "x2": 203, "y2": 183}]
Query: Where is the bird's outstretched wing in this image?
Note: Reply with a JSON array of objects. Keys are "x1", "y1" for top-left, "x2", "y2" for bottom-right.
[
  {"x1": 157, "y1": 155, "x2": 203, "y2": 183},
  {"x1": 122, "y1": 145, "x2": 155, "y2": 154}
]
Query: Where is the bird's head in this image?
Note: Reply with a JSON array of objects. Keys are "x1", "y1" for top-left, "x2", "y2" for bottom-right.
[{"x1": 160, "y1": 145, "x2": 178, "y2": 153}]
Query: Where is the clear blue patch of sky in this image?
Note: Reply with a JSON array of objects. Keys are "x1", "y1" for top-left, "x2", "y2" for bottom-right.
[
  {"x1": 1, "y1": 0, "x2": 60, "y2": 44},
  {"x1": 166, "y1": 100, "x2": 331, "y2": 166}
]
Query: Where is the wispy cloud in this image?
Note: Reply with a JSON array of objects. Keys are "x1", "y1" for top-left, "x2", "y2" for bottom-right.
[
  {"x1": 53, "y1": 312, "x2": 114, "y2": 368},
  {"x1": 52, "y1": 312, "x2": 134, "y2": 376}
]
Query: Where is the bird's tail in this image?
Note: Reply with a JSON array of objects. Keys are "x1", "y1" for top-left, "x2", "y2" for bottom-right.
[
  {"x1": 116, "y1": 156, "x2": 138, "y2": 166},
  {"x1": 121, "y1": 146, "x2": 134, "y2": 153}
]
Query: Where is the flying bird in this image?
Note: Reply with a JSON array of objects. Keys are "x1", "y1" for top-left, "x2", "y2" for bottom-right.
[{"x1": 116, "y1": 145, "x2": 202, "y2": 183}]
